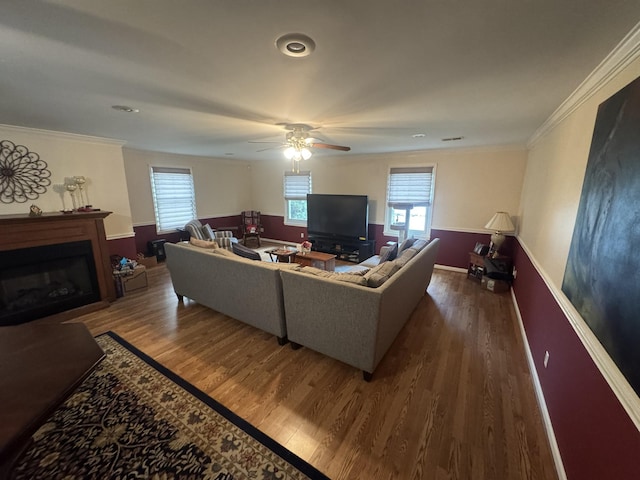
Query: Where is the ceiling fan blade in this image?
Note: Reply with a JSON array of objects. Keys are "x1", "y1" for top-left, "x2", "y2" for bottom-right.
[
  {"x1": 311, "y1": 143, "x2": 351, "y2": 152},
  {"x1": 256, "y1": 144, "x2": 287, "y2": 152}
]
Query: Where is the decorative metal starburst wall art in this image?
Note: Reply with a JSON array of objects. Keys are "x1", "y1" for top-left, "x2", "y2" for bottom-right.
[{"x1": 0, "y1": 139, "x2": 51, "y2": 203}]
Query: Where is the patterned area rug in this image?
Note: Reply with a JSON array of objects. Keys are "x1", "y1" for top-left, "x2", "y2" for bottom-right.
[{"x1": 13, "y1": 332, "x2": 329, "y2": 480}]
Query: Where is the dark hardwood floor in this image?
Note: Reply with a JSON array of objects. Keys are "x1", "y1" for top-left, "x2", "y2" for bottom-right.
[{"x1": 64, "y1": 263, "x2": 557, "y2": 480}]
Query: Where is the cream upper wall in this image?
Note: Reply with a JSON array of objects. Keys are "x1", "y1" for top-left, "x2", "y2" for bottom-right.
[
  {"x1": 122, "y1": 148, "x2": 253, "y2": 225},
  {"x1": 520, "y1": 56, "x2": 640, "y2": 288},
  {"x1": 250, "y1": 146, "x2": 526, "y2": 231},
  {"x1": 0, "y1": 125, "x2": 133, "y2": 238}
]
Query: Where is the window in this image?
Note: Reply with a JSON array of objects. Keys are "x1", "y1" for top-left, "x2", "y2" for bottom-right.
[
  {"x1": 284, "y1": 171, "x2": 311, "y2": 225},
  {"x1": 385, "y1": 166, "x2": 435, "y2": 239},
  {"x1": 150, "y1": 166, "x2": 197, "y2": 234}
]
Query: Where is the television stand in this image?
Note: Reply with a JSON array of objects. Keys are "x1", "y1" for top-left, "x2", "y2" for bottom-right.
[{"x1": 308, "y1": 235, "x2": 375, "y2": 263}]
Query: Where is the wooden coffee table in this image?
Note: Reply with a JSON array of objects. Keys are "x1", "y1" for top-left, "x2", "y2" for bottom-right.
[
  {"x1": 294, "y1": 251, "x2": 337, "y2": 271},
  {"x1": 0, "y1": 323, "x2": 105, "y2": 475}
]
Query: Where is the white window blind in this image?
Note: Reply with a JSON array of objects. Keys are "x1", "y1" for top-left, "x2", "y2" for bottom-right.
[
  {"x1": 150, "y1": 166, "x2": 197, "y2": 233},
  {"x1": 387, "y1": 167, "x2": 433, "y2": 206},
  {"x1": 284, "y1": 171, "x2": 311, "y2": 224},
  {"x1": 284, "y1": 171, "x2": 312, "y2": 199}
]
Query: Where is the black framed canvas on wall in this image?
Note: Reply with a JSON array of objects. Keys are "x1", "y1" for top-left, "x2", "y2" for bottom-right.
[{"x1": 562, "y1": 74, "x2": 640, "y2": 396}]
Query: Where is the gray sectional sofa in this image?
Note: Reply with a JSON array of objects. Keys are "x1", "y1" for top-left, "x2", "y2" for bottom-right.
[
  {"x1": 164, "y1": 242, "x2": 297, "y2": 344},
  {"x1": 164, "y1": 237, "x2": 440, "y2": 380},
  {"x1": 280, "y1": 238, "x2": 440, "y2": 380}
]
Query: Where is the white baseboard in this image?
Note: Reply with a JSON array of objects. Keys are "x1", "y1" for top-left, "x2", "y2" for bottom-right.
[
  {"x1": 434, "y1": 264, "x2": 466, "y2": 273},
  {"x1": 510, "y1": 290, "x2": 568, "y2": 480}
]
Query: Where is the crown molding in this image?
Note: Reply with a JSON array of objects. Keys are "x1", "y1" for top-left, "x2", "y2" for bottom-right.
[
  {"x1": 528, "y1": 22, "x2": 640, "y2": 148},
  {"x1": 0, "y1": 123, "x2": 125, "y2": 147}
]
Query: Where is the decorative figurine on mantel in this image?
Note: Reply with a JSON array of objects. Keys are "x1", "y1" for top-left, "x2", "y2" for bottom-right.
[
  {"x1": 29, "y1": 204, "x2": 42, "y2": 216},
  {"x1": 63, "y1": 176, "x2": 99, "y2": 212}
]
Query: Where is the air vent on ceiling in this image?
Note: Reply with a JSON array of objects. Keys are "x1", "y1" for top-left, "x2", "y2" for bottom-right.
[{"x1": 442, "y1": 136, "x2": 464, "y2": 142}]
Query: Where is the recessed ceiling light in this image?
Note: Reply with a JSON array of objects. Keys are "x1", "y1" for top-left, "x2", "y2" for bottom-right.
[
  {"x1": 442, "y1": 136, "x2": 464, "y2": 142},
  {"x1": 112, "y1": 105, "x2": 139, "y2": 113},
  {"x1": 276, "y1": 33, "x2": 316, "y2": 57},
  {"x1": 412, "y1": 133, "x2": 426, "y2": 138}
]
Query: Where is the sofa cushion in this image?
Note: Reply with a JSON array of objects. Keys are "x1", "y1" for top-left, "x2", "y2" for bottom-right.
[
  {"x1": 215, "y1": 236, "x2": 236, "y2": 250},
  {"x1": 364, "y1": 260, "x2": 401, "y2": 287},
  {"x1": 395, "y1": 247, "x2": 418, "y2": 267},
  {"x1": 201, "y1": 223, "x2": 216, "y2": 240},
  {"x1": 398, "y1": 237, "x2": 417, "y2": 253},
  {"x1": 189, "y1": 237, "x2": 219, "y2": 249},
  {"x1": 410, "y1": 239, "x2": 429, "y2": 251},
  {"x1": 185, "y1": 220, "x2": 206, "y2": 240},
  {"x1": 358, "y1": 256, "x2": 381, "y2": 269}
]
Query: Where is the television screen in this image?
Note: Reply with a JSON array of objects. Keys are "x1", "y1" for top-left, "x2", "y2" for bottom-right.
[{"x1": 307, "y1": 194, "x2": 368, "y2": 240}]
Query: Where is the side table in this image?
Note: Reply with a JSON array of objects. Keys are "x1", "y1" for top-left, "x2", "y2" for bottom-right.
[{"x1": 467, "y1": 252, "x2": 485, "y2": 282}]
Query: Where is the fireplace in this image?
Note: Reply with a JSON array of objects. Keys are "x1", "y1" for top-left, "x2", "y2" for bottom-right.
[
  {"x1": 0, "y1": 241, "x2": 101, "y2": 326},
  {"x1": 0, "y1": 211, "x2": 116, "y2": 324}
]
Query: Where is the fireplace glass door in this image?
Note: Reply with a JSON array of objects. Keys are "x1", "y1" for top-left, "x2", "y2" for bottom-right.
[{"x1": 0, "y1": 240, "x2": 101, "y2": 325}]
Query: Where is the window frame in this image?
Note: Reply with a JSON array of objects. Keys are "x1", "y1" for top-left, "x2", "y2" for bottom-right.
[
  {"x1": 149, "y1": 165, "x2": 198, "y2": 235},
  {"x1": 283, "y1": 170, "x2": 312, "y2": 227},
  {"x1": 383, "y1": 165, "x2": 436, "y2": 239}
]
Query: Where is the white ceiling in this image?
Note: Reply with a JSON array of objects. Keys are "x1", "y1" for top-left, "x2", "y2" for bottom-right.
[{"x1": 1, "y1": 1, "x2": 639, "y2": 161}]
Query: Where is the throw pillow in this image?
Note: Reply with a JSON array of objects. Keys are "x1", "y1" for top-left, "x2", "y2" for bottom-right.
[
  {"x1": 378, "y1": 245, "x2": 394, "y2": 264},
  {"x1": 387, "y1": 242, "x2": 398, "y2": 260},
  {"x1": 232, "y1": 242, "x2": 261, "y2": 260},
  {"x1": 189, "y1": 237, "x2": 219, "y2": 249},
  {"x1": 333, "y1": 273, "x2": 368, "y2": 286},
  {"x1": 245, "y1": 223, "x2": 258, "y2": 233},
  {"x1": 410, "y1": 239, "x2": 429, "y2": 251},
  {"x1": 275, "y1": 263, "x2": 302, "y2": 271},
  {"x1": 300, "y1": 266, "x2": 333, "y2": 277}
]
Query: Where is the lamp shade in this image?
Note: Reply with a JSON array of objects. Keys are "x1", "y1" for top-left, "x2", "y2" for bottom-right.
[{"x1": 484, "y1": 211, "x2": 515, "y2": 232}]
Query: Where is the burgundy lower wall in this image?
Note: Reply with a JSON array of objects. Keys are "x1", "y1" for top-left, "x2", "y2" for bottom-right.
[
  {"x1": 512, "y1": 240, "x2": 640, "y2": 480},
  {"x1": 107, "y1": 236, "x2": 137, "y2": 260},
  {"x1": 430, "y1": 229, "x2": 514, "y2": 268}
]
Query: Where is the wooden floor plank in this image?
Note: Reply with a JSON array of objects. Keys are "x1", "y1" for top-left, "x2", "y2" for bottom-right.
[{"x1": 55, "y1": 263, "x2": 557, "y2": 480}]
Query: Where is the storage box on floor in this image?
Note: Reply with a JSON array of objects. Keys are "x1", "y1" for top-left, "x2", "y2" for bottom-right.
[
  {"x1": 137, "y1": 253, "x2": 158, "y2": 268},
  {"x1": 481, "y1": 276, "x2": 510, "y2": 293},
  {"x1": 114, "y1": 265, "x2": 148, "y2": 297}
]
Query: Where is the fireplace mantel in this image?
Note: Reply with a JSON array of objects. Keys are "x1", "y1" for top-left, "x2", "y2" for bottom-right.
[{"x1": 0, "y1": 211, "x2": 116, "y2": 322}]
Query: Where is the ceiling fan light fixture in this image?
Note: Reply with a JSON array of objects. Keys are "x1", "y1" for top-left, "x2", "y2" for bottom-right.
[
  {"x1": 301, "y1": 148, "x2": 312, "y2": 160},
  {"x1": 276, "y1": 33, "x2": 315, "y2": 57},
  {"x1": 284, "y1": 146, "x2": 296, "y2": 160}
]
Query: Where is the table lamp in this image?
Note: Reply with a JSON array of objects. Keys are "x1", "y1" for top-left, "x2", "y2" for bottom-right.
[{"x1": 484, "y1": 211, "x2": 515, "y2": 257}]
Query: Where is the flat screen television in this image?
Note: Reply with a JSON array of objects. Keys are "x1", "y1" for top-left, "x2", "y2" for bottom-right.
[{"x1": 307, "y1": 194, "x2": 369, "y2": 241}]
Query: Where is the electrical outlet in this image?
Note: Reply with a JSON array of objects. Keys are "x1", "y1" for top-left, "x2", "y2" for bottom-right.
[
  {"x1": 300, "y1": 233, "x2": 304, "y2": 238},
  {"x1": 544, "y1": 351, "x2": 550, "y2": 368}
]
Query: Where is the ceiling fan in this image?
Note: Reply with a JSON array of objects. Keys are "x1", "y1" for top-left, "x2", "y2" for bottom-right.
[{"x1": 251, "y1": 123, "x2": 351, "y2": 171}]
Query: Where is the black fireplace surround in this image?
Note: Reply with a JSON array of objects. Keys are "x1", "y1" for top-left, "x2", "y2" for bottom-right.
[{"x1": 0, "y1": 240, "x2": 100, "y2": 326}]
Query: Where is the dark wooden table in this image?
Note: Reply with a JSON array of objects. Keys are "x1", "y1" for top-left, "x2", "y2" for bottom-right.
[
  {"x1": 266, "y1": 248, "x2": 297, "y2": 263},
  {"x1": 0, "y1": 323, "x2": 105, "y2": 476}
]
